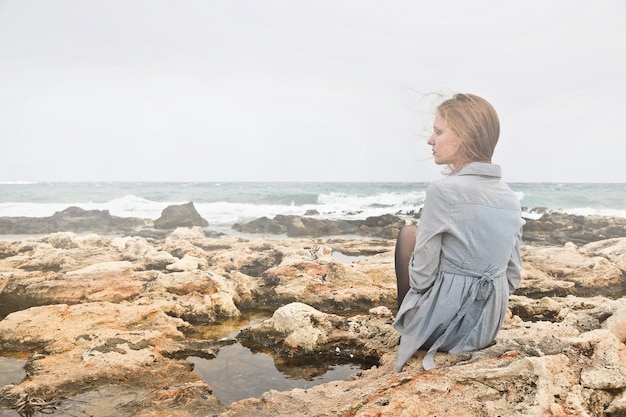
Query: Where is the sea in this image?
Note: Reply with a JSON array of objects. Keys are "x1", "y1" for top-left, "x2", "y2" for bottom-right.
[{"x1": 1, "y1": 182, "x2": 625, "y2": 235}]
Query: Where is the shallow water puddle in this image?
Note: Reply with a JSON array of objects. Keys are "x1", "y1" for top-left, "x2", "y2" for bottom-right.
[
  {"x1": 0, "y1": 356, "x2": 26, "y2": 387},
  {"x1": 189, "y1": 344, "x2": 365, "y2": 404},
  {"x1": 0, "y1": 384, "x2": 150, "y2": 417},
  {"x1": 53, "y1": 385, "x2": 149, "y2": 417},
  {"x1": 187, "y1": 311, "x2": 371, "y2": 405},
  {"x1": 331, "y1": 251, "x2": 369, "y2": 264}
]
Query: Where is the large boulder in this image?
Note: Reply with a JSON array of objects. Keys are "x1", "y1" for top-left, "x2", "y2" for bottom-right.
[
  {"x1": 154, "y1": 202, "x2": 208, "y2": 229},
  {"x1": 523, "y1": 212, "x2": 626, "y2": 245},
  {"x1": 517, "y1": 240, "x2": 625, "y2": 298}
]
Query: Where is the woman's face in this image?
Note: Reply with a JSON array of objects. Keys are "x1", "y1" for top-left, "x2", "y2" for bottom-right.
[{"x1": 428, "y1": 113, "x2": 461, "y2": 166}]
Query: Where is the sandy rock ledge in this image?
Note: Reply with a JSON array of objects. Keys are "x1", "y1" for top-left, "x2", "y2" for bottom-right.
[{"x1": 0, "y1": 229, "x2": 624, "y2": 416}]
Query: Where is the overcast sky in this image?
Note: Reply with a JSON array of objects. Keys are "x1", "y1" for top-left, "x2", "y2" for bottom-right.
[{"x1": 1, "y1": 0, "x2": 625, "y2": 183}]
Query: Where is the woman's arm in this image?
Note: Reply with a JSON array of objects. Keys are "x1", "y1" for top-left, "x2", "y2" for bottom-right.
[
  {"x1": 408, "y1": 182, "x2": 448, "y2": 292},
  {"x1": 506, "y1": 223, "x2": 524, "y2": 292}
]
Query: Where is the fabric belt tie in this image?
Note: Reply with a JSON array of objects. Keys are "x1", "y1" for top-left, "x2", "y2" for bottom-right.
[{"x1": 422, "y1": 261, "x2": 499, "y2": 370}]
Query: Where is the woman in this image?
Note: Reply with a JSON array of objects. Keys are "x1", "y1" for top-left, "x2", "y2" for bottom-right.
[{"x1": 394, "y1": 93, "x2": 524, "y2": 372}]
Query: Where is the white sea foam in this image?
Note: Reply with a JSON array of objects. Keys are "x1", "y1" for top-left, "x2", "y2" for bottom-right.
[
  {"x1": 104, "y1": 195, "x2": 180, "y2": 219},
  {"x1": 318, "y1": 190, "x2": 426, "y2": 208},
  {"x1": 522, "y1": 207, "x2": 626, "y2": 220},
  {"x1": 564, "y1": 207, "x2": 626, "y2": 218},
  {"x1": 193, "y1": 201, "x2": 418, "y2": 229},
  {"x1": 0, "y1": 195, "x2": 177, "y2": 220},
  {"x1": 521, "y1": 210, "x2": 544, "y2": 220}
]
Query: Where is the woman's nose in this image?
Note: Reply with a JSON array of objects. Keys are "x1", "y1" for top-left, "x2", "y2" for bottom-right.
[{"x1": 427, "y1": 136, "x2": 435, "y2": 146}]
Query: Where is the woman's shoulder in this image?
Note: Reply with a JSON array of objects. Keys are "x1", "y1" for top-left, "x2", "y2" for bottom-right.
[
  {"x1": 426, "y1": 177, "x2": 449, "y2": 197},
  {"x1": 428, "y1": 173, "x2": 467, "y2": 194},
  {"x1": 424, "y1": 177, "x2": 457, "y2": 208},
  {"x1": 429, "y1": 172, "x2": 519, "y2": 206}
]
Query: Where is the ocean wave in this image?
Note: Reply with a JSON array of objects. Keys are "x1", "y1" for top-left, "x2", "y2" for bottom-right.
[
  {"x1": 0, "y1": 195, "x2": 178, "y2": 220},
  {"x1": 193, "y1": 201, "x2": 420, "y2": 227},
  {"x1": 521, "y1": 210, "x2": 544, "y2": 220},
  {"x1": 318, "y1": 191, "x2": 426, "y2": 208},
  {"x1": 1, "y1": 183, "x2": 624, "y2": 228},
  {"x1": 3, "y1": 198, "x2": 626, "y2": 224},
  {"x1": 564, "y1": 207, "x2": 626, "y2": 218},
  {"x1": 104, "y1": 195, "x2": 181, "y2": 218},
  {"x1": 522, "y1": 207, "x2": 626, "y2": 220}
]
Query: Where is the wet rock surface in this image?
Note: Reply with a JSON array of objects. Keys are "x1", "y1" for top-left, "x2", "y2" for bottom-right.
[
  {"x1": 1, "y1": 204, "x2": 624, "y2": 244},
  {"x1": 0, "y1": 207, "x2": 147, "y2": 235},
  {"x1": 522, "y1": 211, "x2": 626, "y2": 245},
  {"x1": 233, "y1": 210, "x2": 626, "y2": 243},
  {"x1": 0, "y1": 217, "x2": 624, "y2": 416},
  {"x1": 232, "y1": 213, "x2": 408, "y2": 239}
]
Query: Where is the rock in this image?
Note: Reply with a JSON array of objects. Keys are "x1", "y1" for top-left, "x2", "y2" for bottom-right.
[
  {"x1": 579, "y1": 332, "x2": 626, "y2": 389},
  {"x1": 1, "y1": 230, "x2": 626, "y2": 416},
  {"x1": 369, "y1": 305, "x2": 393, "y2": 317},
  {"x1": 607, "y1": 390, "x2": 626, "y2": 415},
  {"x1": 580, "y1": 237, "x2": 626, "y2": 273},
  {"x1": 233, "y1": 214, "x2": 410, "y2": 238},
  {"x1": 271, "y1": 302, "x2": 330, "y2": 353},
  {"x1": 166, "y1": 254, "x2": 208, "y2": 272},
  {"x1": 235, "y1": 211, "x2": 626, "y2": 241},
  {"x1": 0, "y1": 207, "x2": 147, "y2": 234},
  {"x1": 65, "y1": 260, "x2": 135, "y2": 277},
  {"x1": 523, "y1": 212, "x2": 626, "y2": 245},
  {"x1": 0, "y1": 302, "x2": 226, "y2": 414},
  {"x1": 229, "y1": 295, "x2": 626, "y2": 417},
  {"x1": 133, "y1": 270, "x2": 241, "y2": 324},
  {"x1": 232, "y1": 216, "x2": 287, "y2": 235},
  {"x1": 237, "y1": 302, "x2": 397, "y2": 360},
  {"x1": 259, "y1": 246, "x2": 396, "y2": 310},
  {"x1": 518, "y1": 241, "x2": 624, "y2": 298},
  {"x1": 154, "y1": 202, "x2": 209, "y2": 229}
]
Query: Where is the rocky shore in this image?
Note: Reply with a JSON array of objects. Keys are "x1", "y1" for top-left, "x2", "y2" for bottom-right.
[{"x1": 0, "y1": 204, "x2": 625, "y2": 416}]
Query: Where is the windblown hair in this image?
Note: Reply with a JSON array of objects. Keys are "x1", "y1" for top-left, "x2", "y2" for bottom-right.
[{"x1": 436, "y1": 93, "x2": 500, "y2": 170}]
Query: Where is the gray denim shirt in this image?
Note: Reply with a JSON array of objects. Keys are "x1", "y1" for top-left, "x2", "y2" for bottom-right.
[{"x1": 394, "y1": 162, "x2": 524, "y2": 371}]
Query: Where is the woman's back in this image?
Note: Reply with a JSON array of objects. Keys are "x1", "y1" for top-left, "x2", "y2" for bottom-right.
[
  {"x1": 431, "y1": 163, "x2": 523, "y2": 277},
  {"x1": 393, "y1": 93, "x2": 524, "y2": 372}
]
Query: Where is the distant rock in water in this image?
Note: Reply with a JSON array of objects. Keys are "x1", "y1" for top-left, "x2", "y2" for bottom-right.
[
  {"x1": 0, "y1": 207, "x2": 146, "y2": 234},
  {"x1": 233, "y1": 213, "x2": 408, "y2": 239},
  {"x1": 232, "y1": 211, "x2": 626, "y2": 243},
  {"x1": 154, "y1": 202, "x2": 208, "y2": 230},
  {"x1": 523, "y1": 211, "x2": 626, "y2": 245}
]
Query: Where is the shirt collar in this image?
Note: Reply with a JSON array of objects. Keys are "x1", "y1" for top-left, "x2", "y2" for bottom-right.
[{"x1": 454, "y1": 162, "x2": 501, "y2": 178}]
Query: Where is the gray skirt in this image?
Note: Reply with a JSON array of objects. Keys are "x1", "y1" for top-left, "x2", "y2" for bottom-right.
[{"x1": 394, "y1": 259, "x2": 509, "y2": 371}]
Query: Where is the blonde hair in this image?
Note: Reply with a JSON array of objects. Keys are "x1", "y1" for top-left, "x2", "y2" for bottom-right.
[{"x1": 436, "y1": 93, "x2": 500, "y2": 170}]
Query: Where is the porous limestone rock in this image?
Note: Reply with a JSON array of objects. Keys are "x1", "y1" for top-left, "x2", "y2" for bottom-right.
[{"x1": 0, "y1": 232, "x2": 625, "y2": 416}]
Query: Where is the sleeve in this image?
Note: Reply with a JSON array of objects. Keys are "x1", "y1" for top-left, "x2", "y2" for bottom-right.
[
  {"x1": 408, "y1": 181, "x2": 449, "y2": 292},
  {"x1": 506, "y1": 221, "x2": 524, "y2": 292}
]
